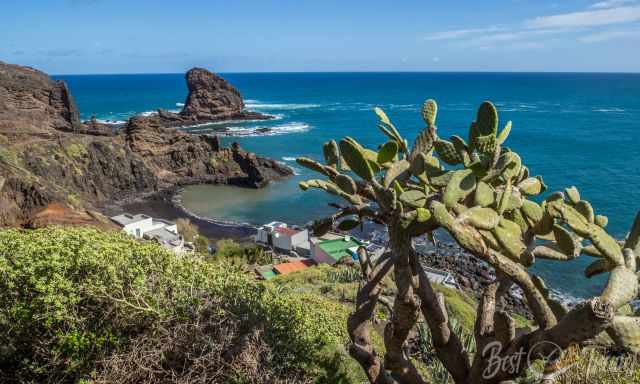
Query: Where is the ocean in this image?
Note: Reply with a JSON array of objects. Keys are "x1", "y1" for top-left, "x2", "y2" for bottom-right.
[{"x1": 57, "y1": 72, "x2": 640, "y2": 299}]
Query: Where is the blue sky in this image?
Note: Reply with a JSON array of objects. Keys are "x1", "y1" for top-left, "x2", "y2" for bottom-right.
[{"x1": 2, "y1": 0, "x2": 639, "y2": 74}]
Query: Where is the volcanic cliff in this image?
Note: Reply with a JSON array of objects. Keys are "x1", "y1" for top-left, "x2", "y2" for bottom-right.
[{"x1": 0, "y1": 61, "x2": 292, "y2": 227}]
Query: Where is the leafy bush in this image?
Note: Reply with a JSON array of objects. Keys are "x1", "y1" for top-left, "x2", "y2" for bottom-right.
[
  {"x1": 215, "y1": 239, "x2": 273, "y2": 265},
  {"x1": 0, "y1": 227, "x2": 351, "y2": 383}
]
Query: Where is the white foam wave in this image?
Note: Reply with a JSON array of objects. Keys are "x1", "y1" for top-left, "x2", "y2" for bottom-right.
[
  {"x1": 594, "y1": 107, "x2": 625, "y2": 113},
  {"x1": 175, "y1": 102, "x2": 185, "y2": 107},
  {"x1": 549, "y1": 288, "x2": 586, "y2": 309},
  {"x1": 245, "y1": 102, "x2": 321, "y2": 110},
  {"x1": 281, "y1": 156, "x2": 297, "y2": 161},
  {"x1": 223, "y1": 122, "x2": 311, "y2": 137},
  {"x1": 96, "y1": 119, "x2": 126, "y2": 125},
  {"x1": 186, "y1": 122, "x2": 310, "y2": 137},
  {"x1": 140, "y1": 110, "x2": 157, "y2": 117}
]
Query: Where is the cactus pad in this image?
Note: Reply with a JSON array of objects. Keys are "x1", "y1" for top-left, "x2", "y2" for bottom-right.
[
  {"x1": 553, "y1": 224, "x2": 579, "y2": 257},
  {"x1": 378, "y1": 140, "x2": 399, "y2": 164},
  {"x1": 335, "y1": 174, "x2": 357, "y2": 195},
  {"x1": 434, "y1": 139, "x2": 463, "y2": 165},
  {"x1": 422, "y1": 99, "x2": 438, "y2": 127},
  {"x1": 518, "y1": 176, "x2": 546, "y2": 196},
  {"x1": 595, "y1": 215, "x2": 609, "y2": 228},
  {"x1": 497, "y1": 121, "x2": 512, "y2": 144},
  {"x1": 575, "y1": 200, "x2": 595, "y2": 223},
  {"x1": 493, "y1": 218, "x2": 526, "y2": 260},
  {"x1": 323, "y1": 140, "x2": 339, "y2": 168},
  {"x1": 400, "y1": 189, "x2": 427, "y2": 209},
  {"x1": 474, "y1": 181, "x2": 496, "y2": 207},
  {"x1": 460, "y1": 206, "x2": 500, "y2": 230},
  {"x1": 383, "y1": 159, "x2": 410, "y2": 188},
  {"x1": 443, "y1": 169, "x2": 476, "y2": 208},
  {"x1": 565, "y1": 186, "x2": 581, "y2": 204},
  {"x1": 476, "y1": 101, "x2": 499, "y2": 137},
  {"x1": 339, "y1": 138, "x2": 375, "y2": 181}
]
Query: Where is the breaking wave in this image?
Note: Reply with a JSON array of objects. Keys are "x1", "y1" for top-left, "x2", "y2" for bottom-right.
[
  {"x1": 245, "y1": 101, "x2": 321, "y2": 110},
  {"x1": 223, "y1": 122, "x2": 310, "y2": 137}
]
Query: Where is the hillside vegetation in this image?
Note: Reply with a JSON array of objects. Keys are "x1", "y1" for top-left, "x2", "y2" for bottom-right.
[
  {"x1": 1, "y1": 227, "x2": 638, "y2": 383},
  {"x1": 0, "y1": 227, "x2": 356, "y2": 383}
]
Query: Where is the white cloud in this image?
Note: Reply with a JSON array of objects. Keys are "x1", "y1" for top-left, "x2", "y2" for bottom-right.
[
  {"x1": 579, "y1": 29, "x2": 640, "y2": 42},
  {"x1": 524, "y1": 6, "x2": 640, "y2": 29},
  {"x1": 590, "y1": 0, "x2": 637, "y2": 9},
  {"x1": 424, "y1": 26, "x2": 505, "y2": 41},
  {"x1": 455, "y1": 28, "x2": 564, "y2": 49},
  {"x1": 424, "y1": 2, "x2": 640, "y2": 51}
]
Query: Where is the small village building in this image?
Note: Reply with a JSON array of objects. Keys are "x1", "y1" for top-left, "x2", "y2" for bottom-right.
[
  {"x1": 311, "y1": 236, "x2": 362, "y2": 265},
  {"x1": 273, "y1": 259, "x2": 315, "y2": 275},
  {"x1": 256, "y1": 221, "x2": 309, "y2": 254},
  {"x1": 255, "y1": 265, "x2": 277, "y2": 280},
  {"x1": 422, "y1": 267, "x2": 459, "y2": 290},
  {"x1": 110, "y1": 213, "x2": 186, "y2": 254}
]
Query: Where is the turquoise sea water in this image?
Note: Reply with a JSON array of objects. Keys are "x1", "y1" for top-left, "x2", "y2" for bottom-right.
[{"x1": 58, "y1": 72, "x2": 640, "y2": 298}]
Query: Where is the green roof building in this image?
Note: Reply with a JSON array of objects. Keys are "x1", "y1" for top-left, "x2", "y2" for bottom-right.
[
  {"x1": 312, "y1": 236, "x2": 362, "y2": 265},
  {"x1": 255, "y1": 265, "x2": 277, "y2": 280}
]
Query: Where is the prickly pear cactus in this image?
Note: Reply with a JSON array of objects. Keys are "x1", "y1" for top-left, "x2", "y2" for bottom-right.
[{"x1": 295, "y1": 98, "x2": 639, "y2": 382}]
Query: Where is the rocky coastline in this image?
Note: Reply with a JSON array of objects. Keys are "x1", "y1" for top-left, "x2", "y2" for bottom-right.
[
  {"x1": 0, "y1": 61, "x2": 292, "y2": 228},
  {"x1": 103, "y1": 187, "x2": 258, "y2": 242},
  {"x1": 418, "y1": 239, "x2": 532, "y2": 318}
]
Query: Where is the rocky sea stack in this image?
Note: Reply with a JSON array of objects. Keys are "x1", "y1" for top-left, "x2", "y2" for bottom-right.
[
  {"x1": 0, "y1": 61, "x2": 292, "y2": 227},
  {"x1": 156, "y1": 67, "x2": 272, "y2": 127}
]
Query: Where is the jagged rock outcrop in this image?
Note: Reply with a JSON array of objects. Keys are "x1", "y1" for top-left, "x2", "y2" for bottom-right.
[
  {"x1": 0, "y1": 62, "x2": 292, "y2": 227},
  {"x1": 0, "y1": 61, "x2": 82, "y2": 136},
  {"x1": 82, "y1": 116, "x2": 115, "y2": 136},
  {"x1": 156, "y1": 67, "x2": 271, "y2": 127}
]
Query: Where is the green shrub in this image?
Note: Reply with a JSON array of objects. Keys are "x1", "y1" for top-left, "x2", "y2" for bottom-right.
[
  {"x1": 0, "y1": 145, "x2": 20, "y2": 169},
  {"x1": 215, "y1": 239, "x2": 273, "y2": 265},
  {"x1": 64, "y1": 143, "x2": 87, "y2": 159},
  {"x1": 0, "y1": 227, "x2": 354, "y2": 383}
]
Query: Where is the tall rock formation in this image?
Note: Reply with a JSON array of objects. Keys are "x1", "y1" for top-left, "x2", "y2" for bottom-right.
[{"x1": 157, "y1": 67, "x2": 271, "y2": 126}]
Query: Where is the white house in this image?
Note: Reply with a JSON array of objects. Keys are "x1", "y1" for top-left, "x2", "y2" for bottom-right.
[
  {"x1": 256, "y1": 221, "x2": 309, "y2": 254},
  {"x1": 422, "y1": 267, "x2": 459, "y2": 290},
  {"x1": 111, "y1": 213, "x2": 185, "y2": 254}
]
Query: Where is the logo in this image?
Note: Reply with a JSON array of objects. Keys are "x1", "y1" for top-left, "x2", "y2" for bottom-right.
[{"x1": 482, "y1": 340, "x2": 571, "y2": 382}]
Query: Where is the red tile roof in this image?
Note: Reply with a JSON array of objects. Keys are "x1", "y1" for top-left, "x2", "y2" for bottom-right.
[
  {"x1": 273, "y1": 259, "x2": 315, "y2": 275},
  {"x1": 274, "y1": 227, "x2": 299, "y2": 236}
]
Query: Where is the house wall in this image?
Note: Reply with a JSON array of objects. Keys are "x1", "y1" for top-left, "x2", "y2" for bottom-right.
[
  {"x1": 290, "y1": 230, "x2": 309, "y2": 246},
  {"x1": 121, "y1": 218, "x2": 177, "y2": 239},
  {"x1": 311, "y1": 245, "x2": 336, "y2": 265},
  {"x1": 256, "y1": 228, "x2": 270, "y2": 244},
  {"x1": 273, "y1": 233, "x2": 292, "y2": 251},
  {"x1": 122, "y1": 217, "x2": 154, "y2": 238}
]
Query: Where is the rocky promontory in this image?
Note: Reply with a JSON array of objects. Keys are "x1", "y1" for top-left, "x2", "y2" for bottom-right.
[
  {"x1": 154, "y1": 67, "x2": 272, "y2": 127},
  {"x1": 0, "y1": 61, "x2": 292, "y2": 227}
]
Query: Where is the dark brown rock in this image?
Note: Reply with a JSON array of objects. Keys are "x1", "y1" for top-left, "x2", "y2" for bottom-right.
[
  {"x1": 155, "y1": 67, "x2": 272, "y2": 127},
  {"x1": 82, "y1": 116, "x2": 115, "y2": 136},
  {"x1": 181, "y1": 67, "x2": 245, "y2": 121},
  {"x1": 0, "y1": 61, "x2": 82, "y2": 137},
  {"x1": 0, "y1": 62, "x2": 293, "y2": 228}
]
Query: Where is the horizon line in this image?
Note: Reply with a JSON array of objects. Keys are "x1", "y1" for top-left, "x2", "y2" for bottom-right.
[{"x1": 52, "y1": 69, "x2": 640, "y2": 76}]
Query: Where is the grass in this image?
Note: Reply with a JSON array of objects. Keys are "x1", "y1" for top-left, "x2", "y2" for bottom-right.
[
  {"x1": 0, "y1": 145, "x2": 21, "y2": 169},
  {"x1": 64, "y1": 143, "x2": 88, "y2": 159}
]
